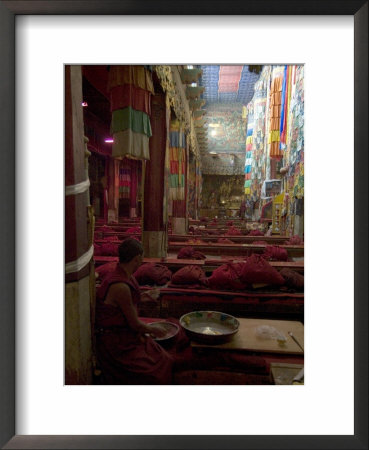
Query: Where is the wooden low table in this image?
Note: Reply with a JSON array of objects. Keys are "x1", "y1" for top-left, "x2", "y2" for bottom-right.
[
  {"x1": 93, "y1": 256, "x2": 304, "y2": 273},
  {"x1": 191, "y1": 318, "x2": 304, "y2": 355},
  {"x1": 270, "y1": 363, "x2": 304, "y2": 385},
  {"x1": 168, "y1": 242, "x2": 304, "y2": 258},
  {"x1": 170, "y1": 234, "x2": 292, "y2": 244}
]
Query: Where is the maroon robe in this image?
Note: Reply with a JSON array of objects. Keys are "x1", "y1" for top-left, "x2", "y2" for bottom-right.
[{"x1": 95, "y1": 264, "x2": 173, "y2": 384}]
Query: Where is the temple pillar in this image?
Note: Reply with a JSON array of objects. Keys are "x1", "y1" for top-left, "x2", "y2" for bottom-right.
[
  {"x1": 65, "y1": 65, "x2": 93, "y2": 385},
  {"x1": 129, "y1": 159, "x2": 138, "y2": 218},
  {"x1": 142, "y1": 91, "x2": 168, "y2": 257},
  {"x1": 107, "y1": 158, "x2": 120, "y2": 223},
  {"x1": 170, "y1": 121, "x2": 187, "y2": 235}
]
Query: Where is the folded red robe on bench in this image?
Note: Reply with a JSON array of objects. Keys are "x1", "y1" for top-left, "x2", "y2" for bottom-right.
[
  {"x1": 262, "y1": 245, "x2": 289, "y2": 261},
  {"x1": 177, "y1": 246, "x2": 206, "y2": 260},
  {"x1": 168, "y1": 265, "x2": 208, "y2": 289},
  {"x1": 134, "y1": 262, "x2": 172, "y2": 286}
]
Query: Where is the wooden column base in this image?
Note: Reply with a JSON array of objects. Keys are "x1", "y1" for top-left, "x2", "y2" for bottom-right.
[
  {"x1": 108, "y1": 209, "x2": 118, "y2": 223},
  {"x1": 142, "y1": 231, "x2": 167, "y2": 258},
  {"x1": 172, "y1": 217, "x2": 186, "y2": 235},
  {"x1": 65, "y1": 275, "x2": 93, "y2": 385}
]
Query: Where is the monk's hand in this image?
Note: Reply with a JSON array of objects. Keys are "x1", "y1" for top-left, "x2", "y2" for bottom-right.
[
  {"x1": 148, "y1": 323, "x2": 167, "y2": 338},
  {"x1": 141, "y1": 288, "x2": 161, "y2": 301}
]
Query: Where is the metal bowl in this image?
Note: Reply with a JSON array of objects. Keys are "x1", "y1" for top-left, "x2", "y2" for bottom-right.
[
  {"x1": 147, "y1": 321, "x2": 179, "y2": 342},
  {"x1": 179, "y1": 311, "x2": 239, "y2": 344}
]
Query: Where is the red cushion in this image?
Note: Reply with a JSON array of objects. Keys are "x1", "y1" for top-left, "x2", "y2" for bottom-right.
[
  {"x1": 94, "y1": 243, "x2": 103, "y2": 256},
  {"x1": 96, "y1": 261, "x2": 117, "y2": 280},
  {"x1": 240, "y1": 254, "x2": 284, "y2": 286},
  {"x1": 225, "y1": 226, "x2": 242, "y2": 236},
  {"x1": 126, "y1": 226, "x2": 141, "y2": 233},
  {"x1": 286, "y1": 235, "x2": 303, "y2": 245},
  {"x1": 104, "y1": 235, "x2": 120, "y2": 241},
  {"x1": 249, "y1": 229, "x2": 264, "y2": 236},
  {"x1": 263, "y1": 245, "x2": 288, "y2": 261},
  {"x1": 217, "y1": 238, "x2": 234, "y2": 244},
  {"x1": 101, "y1": 225, "x2": 114, "y2": 233},
  {"x1": 133, "y1": 263, "x2": 172, "y2": 286},
  {"x1": 100, "y1": 242, "x2": 120, "y2": 256}
]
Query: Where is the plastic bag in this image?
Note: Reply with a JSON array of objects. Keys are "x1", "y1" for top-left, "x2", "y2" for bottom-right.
[{"x1": 255, "y1": 325, "x2": 286, "y2": 343}]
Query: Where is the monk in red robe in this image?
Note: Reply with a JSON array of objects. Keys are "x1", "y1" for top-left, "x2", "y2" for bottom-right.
[{"x1": 95, "y1": 239, "x2": 174, "y2": 384}]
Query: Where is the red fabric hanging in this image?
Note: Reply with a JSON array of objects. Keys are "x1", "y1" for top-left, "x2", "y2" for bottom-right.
[
  {"x1": 110, "y1": 84, "x2": 151, "y2": 115},
  {"x1": 129, "y1": 159, "x2": 138, "y2": 209},
  {"x1": 172, "y1": 200, "x2": 186, "y2": 217}
]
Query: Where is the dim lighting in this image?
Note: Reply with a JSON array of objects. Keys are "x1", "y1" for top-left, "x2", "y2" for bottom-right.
[
  {"x1": 104, "y1": 138, "x2": 114, "y2": 143},
  {"x1": 81, "y1": 102, "x2": 88, "y2": 107}
]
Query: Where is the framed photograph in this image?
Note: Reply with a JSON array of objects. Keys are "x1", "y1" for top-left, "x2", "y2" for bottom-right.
[{"x1": 1, "y1": 1, "x2": 367, "y2": 449}]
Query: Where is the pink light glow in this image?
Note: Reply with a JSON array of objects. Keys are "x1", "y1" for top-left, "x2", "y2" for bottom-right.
[
  {"x1": 104, "y1": 138, "x2": 114, "y2": 143},
  {"x1": 81, "y1": 102, "x2": 88, "y2": 107}
]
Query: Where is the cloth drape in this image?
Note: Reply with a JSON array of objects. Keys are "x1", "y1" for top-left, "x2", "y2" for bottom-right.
[
  {"x1": 169, "y1": 120, "x2": 186, "y2": 218},
  {"x1": 108, "y1": 65, "x2": 154, "y2": 94},
  {"x1": 110, "y1": 84, "x2": 151, "y2": 115},
  {"x1": 268, "y1": 67, "x2": 284, "y2": 159},
  {"x1": 108, "y1": 65, "x2": 154, "y2": 160},
  {"x1": 111, "y1": 107, "x2": 152, "y2": 137}
]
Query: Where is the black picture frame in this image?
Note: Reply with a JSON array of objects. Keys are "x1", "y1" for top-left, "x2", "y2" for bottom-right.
[{"x1": 0, "y1": 1, "x2": 367, "y2": 449}]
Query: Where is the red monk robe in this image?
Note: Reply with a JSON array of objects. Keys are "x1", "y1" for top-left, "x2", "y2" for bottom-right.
[{"x1": 95, "y1": 264, "x2": 174, "y2": 384}]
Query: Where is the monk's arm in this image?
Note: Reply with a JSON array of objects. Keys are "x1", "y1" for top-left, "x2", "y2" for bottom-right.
[{"x1": 109, "y1": 283, "x2": 164, "y2": 336}]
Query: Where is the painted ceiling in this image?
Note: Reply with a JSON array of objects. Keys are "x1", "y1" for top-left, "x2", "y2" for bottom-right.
[
  {"x1": 200, "y1": 65, "x2": 260, "y2": 105},
  {"x1": 195, "y1": 65, "x2": 261, "y2": 174}
]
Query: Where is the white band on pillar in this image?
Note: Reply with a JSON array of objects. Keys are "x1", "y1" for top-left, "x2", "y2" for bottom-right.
[
  {"x1": 65, "y1": 178, "x2": 90, "y2": 196},
  {"x1": 65, "y1": 245, "x2": 94, "y2": 274}
]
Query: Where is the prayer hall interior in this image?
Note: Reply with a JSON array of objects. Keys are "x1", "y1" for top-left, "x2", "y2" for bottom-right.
[{"x1": 65, "y1": 64, "x2": 304, "y2": 386}]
